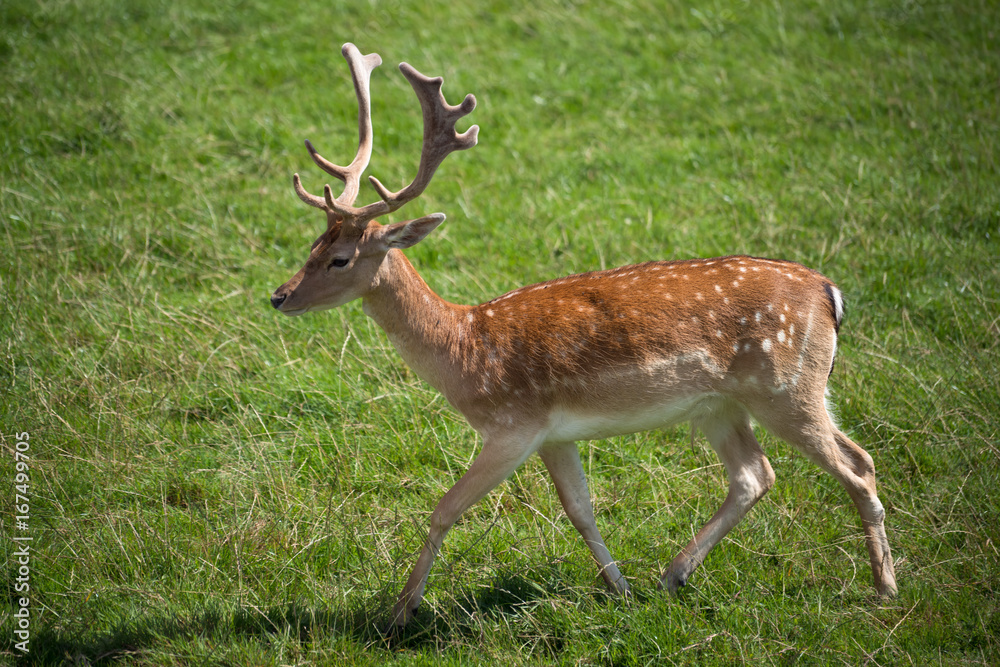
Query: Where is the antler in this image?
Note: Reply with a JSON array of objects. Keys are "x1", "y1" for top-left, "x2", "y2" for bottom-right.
[
  {"x1": 360, "y1": 64, "x2": 479, "y2": 219},
  {"x1": 293, "y1": 43, "x2": 382, "y2": 214},
  {"x1": 293, "y1": 44, "x2": 479, "y2": 230}
]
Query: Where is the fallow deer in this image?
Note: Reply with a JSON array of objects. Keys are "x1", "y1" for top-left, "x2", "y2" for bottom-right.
[{"x1": 270, "y1": 44, "x2": 898, "y2": 628}]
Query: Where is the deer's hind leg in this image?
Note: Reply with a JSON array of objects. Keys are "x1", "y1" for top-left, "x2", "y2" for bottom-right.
[
  {"x1": 663, "y1": 402, "x2": 776, "y2": 593},
  {"x1": 750, "y1": 397, "x2": 897, "y2": 597}
]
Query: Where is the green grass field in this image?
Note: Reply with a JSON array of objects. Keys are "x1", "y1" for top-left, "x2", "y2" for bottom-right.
[{"x1": 2, "y1": 0, "x2": 998, "y2": 664}]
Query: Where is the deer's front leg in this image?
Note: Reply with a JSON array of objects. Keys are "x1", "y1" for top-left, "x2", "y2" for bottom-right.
[
  {"x1": 538, "y1": 441, "x2": 630, "y2": 595},
  {"x1": 390, "y1": 432, "x2": 540, "y2": 629}
]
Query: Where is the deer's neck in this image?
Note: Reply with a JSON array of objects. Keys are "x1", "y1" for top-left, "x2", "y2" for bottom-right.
[{"x1": 361, "y1": 249, "x2": 472, "y2": 396}]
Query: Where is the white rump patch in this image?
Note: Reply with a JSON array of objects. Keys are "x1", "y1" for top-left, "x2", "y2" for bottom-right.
[{"x1": 830, "y1": 285, "x2": 845, "y2": 324}]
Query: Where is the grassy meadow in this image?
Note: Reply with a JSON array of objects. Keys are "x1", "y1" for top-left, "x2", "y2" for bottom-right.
[{"x1": 2, "y1": 0, "x2": 999, "y2": 664}]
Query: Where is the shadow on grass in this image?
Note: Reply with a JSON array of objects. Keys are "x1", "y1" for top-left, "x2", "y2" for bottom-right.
[{"x1": 6, "y1": 571, "x2": 572, "y2": 665}]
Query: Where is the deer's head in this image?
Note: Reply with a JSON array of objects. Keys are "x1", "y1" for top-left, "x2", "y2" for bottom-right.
[{"x1": 270, "y1": 43, "x2": 478, "y2": 315}]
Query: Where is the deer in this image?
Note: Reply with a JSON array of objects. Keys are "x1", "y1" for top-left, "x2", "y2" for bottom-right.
[{"x1": 270, "y1": 43, "x2": 898, "y2": 629}]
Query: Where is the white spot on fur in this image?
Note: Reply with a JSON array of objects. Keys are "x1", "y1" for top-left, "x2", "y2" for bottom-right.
[
  {"x1": 486, "y1": 309, "x2": 494, "y2": 317},
  {"x1": 777, "y1": 330, "x2": 786, "y2": 343},
  {"x1": 762, "y1": 338, "x2": 772, "y2": 353}
]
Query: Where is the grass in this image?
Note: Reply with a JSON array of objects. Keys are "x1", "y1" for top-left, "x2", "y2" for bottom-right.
[{"x1": 1, "y1": 0, "x2": 998, "y2": 663}]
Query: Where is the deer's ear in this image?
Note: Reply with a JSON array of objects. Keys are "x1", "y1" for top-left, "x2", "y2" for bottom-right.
[{"x1": 381, "y1": 213, "x2": 446, "y2": 249}]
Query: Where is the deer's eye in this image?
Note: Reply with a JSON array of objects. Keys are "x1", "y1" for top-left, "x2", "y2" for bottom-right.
[{"x1": 328, "y1": 257, "x2": 350, "y2": 269}]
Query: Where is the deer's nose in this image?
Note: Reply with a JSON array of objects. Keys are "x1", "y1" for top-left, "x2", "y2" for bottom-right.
[{"x1": 270, "y1": 293, "x2": 287, "y2": 310}]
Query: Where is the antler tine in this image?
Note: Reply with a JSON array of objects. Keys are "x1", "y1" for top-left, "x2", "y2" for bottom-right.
[
  {"x1": 367, "y1": 63, "x2": 479, "y2": 212},
  {"x1": 294, "y1": 43, "x2": 382, "y2": 217},
  {"x1": 293, "y1": 173, "x2": 327, "y2": 210}
]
